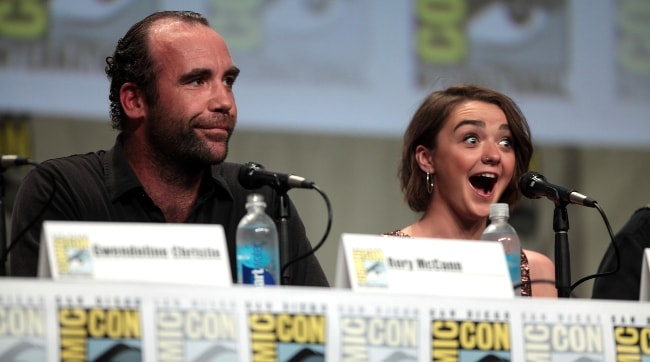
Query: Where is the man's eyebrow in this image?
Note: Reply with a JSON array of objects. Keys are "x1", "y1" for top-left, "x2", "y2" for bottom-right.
[
  {"x1": 178, "y1": 68, "x2": 212, "y2": 84},
  {"x1": 226, "y1": 66, "x2": 240, "y2": 78},
  {"x1": 178, "y1": 66, "x2": 240, "y2": 84}
]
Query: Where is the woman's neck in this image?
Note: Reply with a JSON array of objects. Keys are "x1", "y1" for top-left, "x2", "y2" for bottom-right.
[{"x1": 406, "y1": 208, "x2": 486, "y2": 240}]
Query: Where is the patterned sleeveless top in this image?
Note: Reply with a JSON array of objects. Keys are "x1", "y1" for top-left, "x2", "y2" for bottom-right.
[{"x1": 383, "y1": 230, "x2": 532, "y2": 297}]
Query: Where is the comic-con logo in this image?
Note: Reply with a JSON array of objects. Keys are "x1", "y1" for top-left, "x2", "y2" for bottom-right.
[
  {"x1": 249, "y1": 313, "x2": 326, "y2": 361},
  {"x1": 59, "y1": 308, "x2": 141, "y2": 361},
  {"x1": 54, "y1": 236, "x2": 92, "y2": 276},
  {"x1": 352, "y1": 249, "x2": 387, "y2": 287},
  {"x1": 432, "y1": 320, "x2": 511, "y2": 361}
]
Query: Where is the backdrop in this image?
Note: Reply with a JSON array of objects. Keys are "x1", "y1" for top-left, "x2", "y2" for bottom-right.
[{"x1": 1, "y1": 0, "x2": 649, "y2": 146}]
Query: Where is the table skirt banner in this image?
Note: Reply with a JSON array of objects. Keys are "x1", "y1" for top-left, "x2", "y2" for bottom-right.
[{"x1": 0, "y1": 278, "x2": 648, "y2": 361}]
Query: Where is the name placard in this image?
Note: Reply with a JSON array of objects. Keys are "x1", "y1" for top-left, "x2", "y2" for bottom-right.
[
  {"x1": 641, "y1": 249, "x2": 650, "y2": 301},
  {"x1": 37, "y1": 221, "x2": 232, "y2": 286},
  {"x1": 334, "y1": 233, "x2": 514, "y2": 299}
]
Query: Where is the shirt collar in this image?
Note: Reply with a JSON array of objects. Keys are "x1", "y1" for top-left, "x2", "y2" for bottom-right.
[{"x1": 104, "y1": 134, "x2": 234, "y2": 202}]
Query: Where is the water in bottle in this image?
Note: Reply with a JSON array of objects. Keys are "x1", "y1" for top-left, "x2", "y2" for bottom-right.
[
  {"x1": 481, "y1": 203, "x2": 522, "y2": 296},
  {"x1": 236, "y1": 194, "x2": 280, "y2": 286}
]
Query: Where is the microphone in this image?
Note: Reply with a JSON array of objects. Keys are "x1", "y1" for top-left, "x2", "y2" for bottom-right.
[
  {"x1": 238, "y1": 162, "x2": 315, "y2": 190},
  {"x1": 519, "y1": 171, "x2": 597, "y2": 207},
  {"x1": 1, "y1": 155, "x2": 31, "y2": 170}
]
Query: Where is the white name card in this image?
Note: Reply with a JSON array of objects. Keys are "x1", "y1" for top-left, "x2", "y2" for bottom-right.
[
  {"x1": 37, "y1": 221, "x2": 232, "y2": 287},
  {"x1": 335, "y1": 233, "x2": 515, "y2": 299},
  {"x1": 641, "y1": 249, "x2": 650, "y2": 301}
]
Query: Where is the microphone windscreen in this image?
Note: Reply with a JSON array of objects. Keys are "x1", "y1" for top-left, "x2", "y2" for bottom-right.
[
  {"x1": 238, "y1": 162, "x2": 265, "y2": 190},
  {"x1": 518, "y1": 171, "x2": 544, "y2": 199}
]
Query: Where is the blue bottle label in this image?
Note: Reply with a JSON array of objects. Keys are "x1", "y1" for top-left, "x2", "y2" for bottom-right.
[
  {"x1": 505, "y1": 253, "x2": 521, "y2": 294},
  {"x1": 240, "y1": 265, "x2": 277, "y2": 285},
  {"x1": 237, "y1": 245, "x2": 277, "y2": 286}
]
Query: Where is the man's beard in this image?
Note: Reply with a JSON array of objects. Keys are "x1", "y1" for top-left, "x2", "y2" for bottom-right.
[{"x1": 146, "y1": 106, "x2": 232, "y2": 170}]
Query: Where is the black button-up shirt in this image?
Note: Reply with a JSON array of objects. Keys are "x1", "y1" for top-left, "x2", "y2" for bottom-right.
[{"x1": 8, "y1": 136, "x2": 328, "y2": 286}]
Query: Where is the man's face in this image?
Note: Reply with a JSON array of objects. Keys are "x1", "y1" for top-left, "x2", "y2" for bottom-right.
[{"x1": 144, "y1": 20, "x2": 239, "y2": 167}]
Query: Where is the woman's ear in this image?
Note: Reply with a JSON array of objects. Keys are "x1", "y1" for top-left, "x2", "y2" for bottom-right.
[
  {"x1": 414, "y1": 145, "x2": 434, "y2": 174},
  {"x1": 120, "y1": 82, "x2": 146, "y2": 120}
]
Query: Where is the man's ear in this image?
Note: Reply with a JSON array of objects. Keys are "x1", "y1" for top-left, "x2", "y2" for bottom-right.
[
  {"x1": 120, "y1": 82, "x2": 146, "y2": 120},
  {"x1": 414, "y1": 145, "x2": 434, "y2": 174}
]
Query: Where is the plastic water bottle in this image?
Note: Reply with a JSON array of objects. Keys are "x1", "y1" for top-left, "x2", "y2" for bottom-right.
[
  {"x1": 481, "y1": 203, "x2": 522, "y2": 296},
  {"x1": 236, "y1": 194, "x2": 280, "y2": 286}
]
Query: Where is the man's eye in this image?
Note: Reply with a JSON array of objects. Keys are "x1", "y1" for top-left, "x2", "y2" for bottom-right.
[{"x1": 224, "y1": 76, "x2": 236, "y2": 87}]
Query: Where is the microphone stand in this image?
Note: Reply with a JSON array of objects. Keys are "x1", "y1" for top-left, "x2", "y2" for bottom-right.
[
  {"x1": 269, "y1": 176, "x2": 291, "y2": 286},
  {"x1": 277, "y1": 191, "x2": 290, "y2": 286},
  {"x1": 553, "y1": 201, "x2": 571, "y2": 298}
]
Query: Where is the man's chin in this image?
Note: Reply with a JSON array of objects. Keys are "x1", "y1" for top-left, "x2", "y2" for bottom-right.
[
  {"x1": 207, "y1": 148, "x2": 228, "y2": 165},
  {"x1": 183, "y1": 141, "x2": 229, "y2": 166},
  {"x1": 179, "y1": 149, "x2": 227, "y2": 168}
]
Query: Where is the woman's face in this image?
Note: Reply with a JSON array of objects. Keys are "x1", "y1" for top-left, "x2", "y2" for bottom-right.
[{"x1": 419, "y1": 100, "x2": 516, "y2": 220}]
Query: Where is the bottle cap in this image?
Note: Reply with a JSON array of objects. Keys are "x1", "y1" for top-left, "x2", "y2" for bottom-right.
[
  {"x1": 246, "y1": 193, "x2": 266, "y2": 208},
  {"x1": 489, "y1": 203, "x2": 509, "y2": 218}
]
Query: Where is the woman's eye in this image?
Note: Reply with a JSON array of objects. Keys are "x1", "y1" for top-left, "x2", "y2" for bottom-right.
[
  {"x1": 464, "y1": 135, "x2": 479, "y2": 144},
  {"x1": 500, "y1": 138, "x2": 513, "y2": 148}
]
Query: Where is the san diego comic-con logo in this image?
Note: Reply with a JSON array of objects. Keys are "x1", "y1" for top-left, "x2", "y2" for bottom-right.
[
  {"x1": 0, "y1": 303, "x2": 46, "y2": 361},
  {"x1": 54, "y1": 235, "x2": 93, "y2": 276},
  {"x1": 523, "y1": 322, "x2": 604, "y2": 361},
  {"x1": 352, "y1": 249, "x2": 387, "y2": 288},
  {"x1": 58, "y1": 307, "x2": 142, "y2": 361},
  {"x1": 155, "y1": 308, "x2": 238, "y2": 361},
  {"x1": 340, "y1": 315, "x2": 419, "y2": 361},
  {"x1": 249, "y1": 312, "x2": 326, "y2": 362},
  {"x1": 432, "y1": 319, "x2": 511, "y2": 361}
]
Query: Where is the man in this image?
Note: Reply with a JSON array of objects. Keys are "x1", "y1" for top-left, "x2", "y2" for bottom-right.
[
  {"x1": 592, "y1": 204, "x2": 650, "y2": 300},
  {"x1": 8, "y1": 11, "x2": 328, "y2": 286}
]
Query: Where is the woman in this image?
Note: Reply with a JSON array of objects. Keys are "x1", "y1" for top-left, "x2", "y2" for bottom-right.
[{"x1": 388, "y1": 84, "x2": 556, "y2": 297}]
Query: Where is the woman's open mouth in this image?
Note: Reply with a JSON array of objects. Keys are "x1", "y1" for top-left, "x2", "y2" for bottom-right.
[{"x1": 470, "y1": 173, "x2": 497, "y2": 196}]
